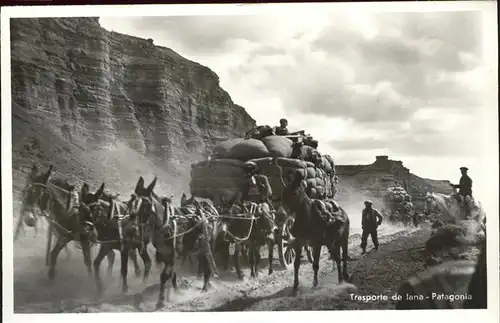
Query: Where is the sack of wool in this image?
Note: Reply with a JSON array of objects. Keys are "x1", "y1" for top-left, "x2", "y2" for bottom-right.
[
  {"x1": 324, "y1": 155, "x2": 335, "y2": 174},
  {"x1": 324, "y1": 177, "x2": 333, "y2": 198},
  {"x1": 211, "y1": 139, "x2": 270, "y2": 160},
  {"x1": 308, "y1": 187, "x2": 318, "y2": 199},
  {"x1": 315, "y1": 177, "x2": 326, "y2": 187},
  {"x1": 228, "y1": 139, "x2": 270, "y2": 160},
  {"x1": 291, "y1": 144, "x2": 322, "y2": 166},
  {"x1": 261, "y1": 135, "x2": 294, "y2": 158},
  {"x1": 320, "y1": 156, "x2": 332, "y2": 174},
  {"x1": 306, "y1": 167, "x2": 317, "y2": 179},
  {"x1": 211, "y1": 139, "x2": 246, "y2": 159},
  {"x1": 303, "y1": 137, "x2": 319, "y2": 149},
  {"x1": 306, "y1": 178, "x2": 316, "y2": 188}
]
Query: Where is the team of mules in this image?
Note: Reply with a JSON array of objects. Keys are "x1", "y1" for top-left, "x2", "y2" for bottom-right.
[
  {"x1": 16, "y1": 163, "x2": 486, "y2": 310},
  {"x1": 16, "y1": 163, "x2": 353, "y2": 308}
]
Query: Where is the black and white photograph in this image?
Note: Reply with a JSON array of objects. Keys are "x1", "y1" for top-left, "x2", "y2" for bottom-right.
[{"x1": 1, "y1": 2, "x2": 498, "y2": 321}]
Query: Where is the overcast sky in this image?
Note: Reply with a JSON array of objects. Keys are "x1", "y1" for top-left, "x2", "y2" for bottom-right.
[{"x1": 99, "y1": 7, "x2": 497, "y2": 206}]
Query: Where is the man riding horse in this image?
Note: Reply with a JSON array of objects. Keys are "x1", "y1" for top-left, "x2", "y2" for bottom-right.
[{"x1": 450, "y1": 167, "x2": 473, "y2": 219}]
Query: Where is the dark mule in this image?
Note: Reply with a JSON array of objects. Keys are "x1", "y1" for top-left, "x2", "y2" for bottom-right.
[
  {"x1": 18, "y1": 164, "x2": 98, "y2": 280},
  {"x1": 128, "y1": 177, "x2": 218, "y2": 309},
  {"x1": 216, "y1": 194, "x2": 277, "y2": 279},
  {"x1": 80, "y1": 183, "x2": 147, "y2": 295},
  {"x1": 178, "y1": 193, "x2": 220, "y2": 273},
  {"x1": 277, "y1": 165, "x2": 350, "y2": 292},
  {"x1": 213, "y1": 195, "x2": 252, "y2": 274}
]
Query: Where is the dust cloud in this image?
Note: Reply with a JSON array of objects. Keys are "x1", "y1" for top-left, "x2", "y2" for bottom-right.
[
  {"x1": 86, "y1": 140, "x2": 195, "y2": 204},
  {"x1": 336, "y1": 184, "x2": 406, "y2": 236}
]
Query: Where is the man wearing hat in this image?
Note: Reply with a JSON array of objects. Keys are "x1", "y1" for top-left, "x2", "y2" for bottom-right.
[
  {"x1": 235, "y1": 163, "x2": 273, "y2": 206},
  {"x1": 451, "y1": 167, "x2": 473, "y2": 218},
  {"x1": 361, "y1": 200, "x2": 384, "y2": 254},
  {"x1": 274, "y1": 118, "x2": 290, "y2": 136}
]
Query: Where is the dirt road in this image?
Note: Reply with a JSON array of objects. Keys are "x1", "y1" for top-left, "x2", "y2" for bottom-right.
[{"x1": 14, "y1": 225, "x2": 432, "y2": 313}]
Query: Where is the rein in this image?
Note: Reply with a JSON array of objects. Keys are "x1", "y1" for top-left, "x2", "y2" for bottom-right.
[{"x1": 220, "y1": 201, "x2": 274, "y2": 243}]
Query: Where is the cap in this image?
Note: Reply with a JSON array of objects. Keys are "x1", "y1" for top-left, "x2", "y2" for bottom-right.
[
  {"x1": 460, "y1": 167, "x2": 469, "y2": 171},
  {"x1": 364, "y1": 200, "x2": 373, "y2": 205},
  {"x1": 279, "y1": 118, "x2": 288, "y2": 124}
]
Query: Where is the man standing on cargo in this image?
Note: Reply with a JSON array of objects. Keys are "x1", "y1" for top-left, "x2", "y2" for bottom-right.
[
  {"x1": 274, "y1": 118, "x2": 289, "y2": 136},
  {"x1": 361, "y1": 200, "x2": 383, "y2": 254}
]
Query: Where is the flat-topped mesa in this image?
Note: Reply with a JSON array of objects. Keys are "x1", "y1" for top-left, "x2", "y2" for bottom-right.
[
  {"x1": 11, "y1": 17, "x2": 256, "y2": 170},
  {"x1": 335, "y1": 156, "x2": 453, "y2": 211}
]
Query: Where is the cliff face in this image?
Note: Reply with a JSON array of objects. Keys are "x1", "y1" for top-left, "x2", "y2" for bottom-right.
[
  {"x1": 11, "y1": 17, "x2": 255, "y2": 174},
  {"x1": 336, "y1": 155, "x2": 454, "y2": 211}
]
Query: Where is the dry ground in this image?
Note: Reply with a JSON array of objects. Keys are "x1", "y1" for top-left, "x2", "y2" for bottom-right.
[{"x1": 15, "y1": 224, "x2": 467, "y2": 313}]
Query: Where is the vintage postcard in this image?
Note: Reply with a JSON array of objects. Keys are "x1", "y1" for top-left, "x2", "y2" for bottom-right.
[{"x1": 1, "y1": 2, "x2": 498, "y2": 323}]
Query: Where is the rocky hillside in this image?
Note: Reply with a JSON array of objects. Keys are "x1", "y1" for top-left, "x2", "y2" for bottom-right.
[
  {"x1": 336, "y1": 156, "x2": 454, "y2": 211},
  {"x1": 11, "y1": 17, "x2": 255, "y2": 196}
]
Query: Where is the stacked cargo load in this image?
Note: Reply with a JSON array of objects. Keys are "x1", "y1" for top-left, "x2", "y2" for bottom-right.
[{"x1": 190, "y1": 129, "x2": 337, "y2": 204}]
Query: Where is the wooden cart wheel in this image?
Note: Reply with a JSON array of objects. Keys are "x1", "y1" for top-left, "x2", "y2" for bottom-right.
[
  {"x1": 278, "y1": 216, "x2": 313, "y2": 268},
  {"x1": 278, "y1": 215, "x2": 295, "y2": 269}
]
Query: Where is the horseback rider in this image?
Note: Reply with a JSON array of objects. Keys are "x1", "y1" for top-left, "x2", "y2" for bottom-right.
[
  {"x1": 450, "y1": 167, "x2": 473, "y2": 218},
  {"x1": 361, "y1": 200, "x2": 383, "y2": 254},
  {"x1": 274, "y1": 118, "x2": 289, "y2": 136}
]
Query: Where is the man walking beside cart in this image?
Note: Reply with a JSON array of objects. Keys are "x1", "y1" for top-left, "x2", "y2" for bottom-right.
[{"x1": 361, "y1": 200, "x2": 383, "y2": 254}]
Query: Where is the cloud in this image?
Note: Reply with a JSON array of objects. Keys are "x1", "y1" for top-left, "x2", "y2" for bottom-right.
[
  {"x1": 99, "y1": 9, "x2": 489, "y2": 164},
  {"x1": 328, "y1": 109, "x2": 482, "y2": 157}
]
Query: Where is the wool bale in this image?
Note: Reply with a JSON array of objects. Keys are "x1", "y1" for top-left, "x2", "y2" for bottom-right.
[
  {"x1": 324, "y1": 155, "x2": 335, "y2": 174},
  {"x1": 303, "y1": 138, "x2": 318, "y2": 149},
  {"x1": 320, "y1": 156, "x2": 332, "y2": 173},
  {"x1": 211, "y1": 139, "x2": 270, "y2": 160},
  {"x1": 292, "y1": 145, "x2": 321, "y2": 165},
  {"x1": 316, "y1": 186, "x2": 326, "y2": 198},
  {"x1": 261, "y1": 135, "x2": 293, "y2": 158},
  {"x1": 306, "y1": 167, "x2": 316, "y2": 179},
  {"x1": 308, "y1": 187, "x2": 318, "y2": 199},
  {"x1": 316, "y1": 178, "x2": 325, "y2": 187},
  {"x1": 229, "y1": 139, "x2": 270, "y2": 160},
  {"x1": 211, "y1": 139, "x2": 246, "y2": 158},
  {"x1": 316, "y1": 168, "x2": 327, "y2": 179},
  {"x1": 306, "y1": 178, "x2": 316, "y2": 188}
]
